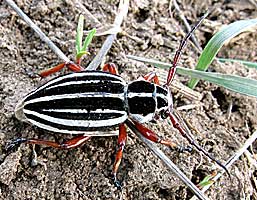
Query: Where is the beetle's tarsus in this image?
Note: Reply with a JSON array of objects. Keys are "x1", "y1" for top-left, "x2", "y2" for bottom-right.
[
  {"x1": 176, "y1": 145, "x2": 193, "y2": 153},
  {"x1": 21, "y1": 68, "x2": 40, "y2": 79},
  {"x1": 112, "y1": 175, "x2": 122, "y2": 190},
  {"x1": 6, "y1": 138, "x2": 27, "y2": 152},
  {"x1": 114, "y1": 180, "x2": 122, "y2": 190}
]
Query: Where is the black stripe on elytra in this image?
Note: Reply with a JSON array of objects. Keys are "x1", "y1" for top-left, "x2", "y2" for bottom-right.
[
  {"x1": 25, "y1": 113, "x2": 119, "y2": 131},
  {"x1": 128, "y1": 96, "x2": 156, "y2": 116},
  {"x1": 24, "y1": 97, "x2": 126, "y2": 114},
  {"x1": 39, "y1": 110, "x2": 124, "y2": 120},
  {"x1": 25, "y1": 81, "x2": 124, "y2": 101},
  {"x1": 25, "y1": 71, "x2": 125, "y2": 102},
  {"x1": 46, "y1": 71, "x2": 123, "y2": 89},
  {"x1": 128, "y1": 81, "x2": 154, "y2": 93}
]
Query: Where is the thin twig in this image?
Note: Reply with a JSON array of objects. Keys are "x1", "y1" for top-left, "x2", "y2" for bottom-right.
[
  {"x1": 170, "y1": 80, "x2": 202, "y2": 101},
  {"x1": 172, "y1": 0, "x2": 202, "y2": 51},
  {"x1": 176, "y1": 104, "x2": 201, "y2": 111},
  {"x1": 247, "y1": 0, "x2": 257, "y2": 8},
  {"x1": 126, "y1": 120, "x2": 209, "y2": 200},
  {"x1": 226, "y1": 100, "x2": 233, "y2": 120},
  {"x1": 190, "y1": 130, "x2": 257, "y2": 200},
  {"x1": 244, "y1": 150, "x2": 257, "y2": 169},
  {"x1": 86, "y1": 0, "x2": 129, "y2": 70},
  {"x1": 4, "y1": 0, "x2": 71, "y2": 63}
]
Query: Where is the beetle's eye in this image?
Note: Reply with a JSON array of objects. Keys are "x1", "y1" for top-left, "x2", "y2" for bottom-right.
[{"x1": 160, "y1": 110, "x2": 169, "y2": 119}]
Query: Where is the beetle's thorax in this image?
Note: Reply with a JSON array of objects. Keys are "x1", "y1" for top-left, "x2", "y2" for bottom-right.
[{"x1": 126, "y1": 80, "x2": 171, "y2": 123}]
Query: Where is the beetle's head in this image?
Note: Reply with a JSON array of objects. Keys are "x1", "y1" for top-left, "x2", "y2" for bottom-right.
[{"x1": 155, "y1": 85, "x2": 173, "y2": 120}]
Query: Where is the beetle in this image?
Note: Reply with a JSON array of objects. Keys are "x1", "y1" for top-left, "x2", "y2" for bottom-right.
[{"x1": 7, "y1": 15, "x2": 228, "y2": 188}]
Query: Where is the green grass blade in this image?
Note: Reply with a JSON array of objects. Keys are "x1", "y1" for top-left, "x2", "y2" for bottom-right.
[
  {"x1": 76, "y1": 15, "x2": 84, "y2": 55},
  {"x1": 76, "y1": 51, "x2": 89, "y2": 59},
  {"x1": 177, "y1": 67, "x2": 257, "y2": 97},
  {"x1": 127, "y1": 55, "x2": 257, "y2": 98},
  {"x1": 218, "y1": 58, "x2": 257, "y2": 69},
  {"x1": 81, "y1": 28, "x2": 96, "y2": 52},
  {"x1": 127, "y1": 55, "x2": 173, "y2": 69},
  {"x1": 188, "y1": 18, "x2": 257, "y2": 89},
  {"x1": 197, "y1": 175, "x2": 214, "y2": 189}
]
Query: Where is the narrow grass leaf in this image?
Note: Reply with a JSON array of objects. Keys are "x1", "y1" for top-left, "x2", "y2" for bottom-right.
[
  {"x1": 76, "y1": 15, "x2": 84, "y2": 55},
  {"x1": 188, "y1": 18, "x2": 257, "y2": 88},
  {"x1": 76, "y1": 51, "x2": 90, "y2": 59},
  {"x1": 177, "y1": 67, "x2": 257, "y2": 97},
  {"x1": 81, "y1": 28, "x2": 96, "y2": 52},
  {"x1": 127, "y1": 55, "x2": 257, "y2": 97},
  {"x1": 127, "y1": 55, "x2": 173, "y2": 69},
  {"x1": 218, "y1": 58, "x2": 257, "y2": 69},
  {"x1": 197, "y1": 175, "x2": 214, "y2": 189}
]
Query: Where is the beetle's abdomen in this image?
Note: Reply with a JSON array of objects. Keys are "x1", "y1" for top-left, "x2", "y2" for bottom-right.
[
  {"x1": 16, "y1": 71, "x2": 128, "y2": 134},
  {"x1": 127, "y1": 80, "x2": 156, "y2": 123}
]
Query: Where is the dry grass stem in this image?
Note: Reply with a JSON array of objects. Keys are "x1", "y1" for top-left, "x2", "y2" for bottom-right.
[
  {"x1": 172, "y1": 0, "x2": 202, "y2": 51},
  {"x1": 86, "y1": 0, "x2": 129, "y2": 70},
  {"x1": 4, "y1": 0, "x2": 71, "y2": 64}
]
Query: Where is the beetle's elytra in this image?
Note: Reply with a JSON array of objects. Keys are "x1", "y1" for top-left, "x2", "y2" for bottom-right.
[
  {"x1": 15, "y1": 70, "x2": 170, "y2": 134},
  {"x1": 7, "y1": 14, "x2": 228, "y2": 189}
]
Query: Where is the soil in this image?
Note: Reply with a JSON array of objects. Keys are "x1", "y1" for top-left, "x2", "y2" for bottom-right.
[{"x1": 0, "y1": 0, "x2": 257, "y2": 199}]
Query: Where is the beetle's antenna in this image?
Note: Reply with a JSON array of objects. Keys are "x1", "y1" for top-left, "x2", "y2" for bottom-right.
[
  {"x1": 169, "y1": 111, "x2": 230, "y2": 176},
  {"x1": 166, "y1": 12, "x2": 209, "y2": 86}
]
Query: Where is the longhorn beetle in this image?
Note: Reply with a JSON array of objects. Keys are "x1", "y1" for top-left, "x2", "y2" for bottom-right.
[{"x1": 7, "y1": 14, "x2": 228, "y2": 188}]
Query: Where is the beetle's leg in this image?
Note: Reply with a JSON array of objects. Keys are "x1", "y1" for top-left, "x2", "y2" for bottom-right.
[
  {"x1": 6, "y1": 135, "x2": 91, "y2": 151},
  {"x1": 102, "y1": 63, "x2": 119, "y2": 75},
  {"x1": 130, "y1": 121, "x2": 192, "y2": 152},
  {"x1": 143, "y1": 71, "x2": 160, "y2": 85},
  {"x1": 168, "y1": 112, "x2": 230, "y2": 175},
  {"x1": 39, "y1": 62, "x2": 84, "y2": 78},
  {"x1": 112, "y1": 123, "x2": 127, "y2": 189}
]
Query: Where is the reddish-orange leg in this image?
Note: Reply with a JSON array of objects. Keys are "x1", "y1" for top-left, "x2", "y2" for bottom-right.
[
  {"x1": 143, "y1": 71, "x2": 160, "y2": 85},
  {"x1": 102, "y1": 63, "x2": 119, "y2": 75},
  {"x1": 8, "y1": 61, "x2": 88, "y2": 150},
  {"x1": 140, "y1": 71, "x2": 194, "y2": 152},
  {"x1": 6, "y1": 135, "x2": 91, "y2": 151},
  {"x1": 39, "y1": 62, "x2": 85, "y2": 78},
  {"x1": 112, "y1": 124, "x2": 127, "y2": 189},
  {"x1": 131, "y1": 120, "x2": 192, "y2": 152},
  {"x1": 102, "y1": 63, "x2": 128, "y2": 189}
]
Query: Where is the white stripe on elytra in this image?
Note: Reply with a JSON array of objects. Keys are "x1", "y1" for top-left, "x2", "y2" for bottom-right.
[
  {"x1": 24, "y1": 110, "x2": 128, "y2": 128},
  {"x1": 24, "y1": 92, "x2": 125, "y2": 105},
  {"x1": 26, "y1": 118, "x2": 119, "y2": 135},
  {"x1": 25, "y1": 91, "x2": 159, "y2": 105},
  {"x1": 46, "y1": 80, "x2": 124, "y2": 90},
  {"x1": 42, "y1": 108, "x2": 127, "y2": 115},
  {"x1": 30, "y1": 72, "x2": 126, "y2": 98}
]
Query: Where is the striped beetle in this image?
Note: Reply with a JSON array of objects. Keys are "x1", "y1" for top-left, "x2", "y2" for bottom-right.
[{"x1": 7, "y1": 15, "x2": 227, "y2": 188}]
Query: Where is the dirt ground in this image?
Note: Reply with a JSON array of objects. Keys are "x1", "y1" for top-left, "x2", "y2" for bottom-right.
[{"x1": 0, "y1": 0, "x2": 257, "y2": 199}]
